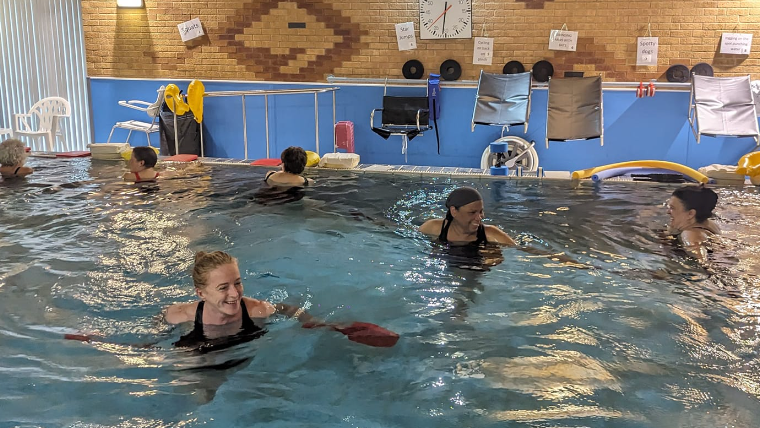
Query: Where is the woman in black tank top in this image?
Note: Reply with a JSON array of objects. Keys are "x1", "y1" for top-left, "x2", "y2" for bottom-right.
[{"x1": 419, "y1": 187, "x2": 515, "y2": 246}]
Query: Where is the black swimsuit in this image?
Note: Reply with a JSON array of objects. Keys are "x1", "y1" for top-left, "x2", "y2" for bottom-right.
[
  {"x1": 435, "y1": 217, "x2": 493, "y2": 270},
  {"x1": 438, "y1": 217, "x2": 488, "y2": 245},
  {"x1": 265, "y1": 171, "x2": 308, "y2": 186},
  {"x1": 173, "y1": 300, "x2": 267, "y2": 353}
]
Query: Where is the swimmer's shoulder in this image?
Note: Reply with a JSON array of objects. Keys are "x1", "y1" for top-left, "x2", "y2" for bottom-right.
[
  {"x1": 484, "y1": 225, "x2": 516, "y2": 246},
  {"x1": 419, "y1": 218, "x2": 444, "y2": 235},
  {"x1": 164, "y1": 301, "x2": 199, "y2": 324},
  {"x1": 243, "y1": 297, "x2": 276, "y2": 318}
]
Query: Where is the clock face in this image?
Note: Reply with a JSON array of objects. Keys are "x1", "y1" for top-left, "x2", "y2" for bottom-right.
[{"x1": 419, "y1": 0, "x2": 472, "y2": 40}]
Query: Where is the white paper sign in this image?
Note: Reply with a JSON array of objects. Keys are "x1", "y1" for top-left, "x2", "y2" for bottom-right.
[
  {"x1": 636, "y1": 37, "x2": 659, "y2": 66},
  {"x1": 549, "y1": 30, "x2": 578, "y2": 51},
  {"x1": 472, "y1": 37, "x2": 494, "y2": 65},
  {"x1": 720, "y1": 33, "x2": 752, "y2": 55},
  {"x1": 178, "y1": 18, "x2": 204, "y2": 42},
  {"x1": 395, "y1": 22, "x2": 417, "y2": 51}
]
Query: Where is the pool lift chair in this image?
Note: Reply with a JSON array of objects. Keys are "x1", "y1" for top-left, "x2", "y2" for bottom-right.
[
  {"x1": 688, "y1": 75, "x2": 760, "y2": 149},
  {"x1": 472, "y1": 70, "x2": 539, "y2": 172},
  {"x1": 107, "y1": 85, "x2": 166, "y2": 147},
  {"x1": 370, "y1": 78, "x2": 432, "y2": 162},
  {"x1": 545, "y1": 75, "x2": 604, "y2": 149}
]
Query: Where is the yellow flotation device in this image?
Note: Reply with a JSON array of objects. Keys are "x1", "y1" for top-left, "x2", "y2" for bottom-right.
[
  {"x1": 572, "y1": 160, "x2": 709, "y2": 183},
  {"x1": 736, "y1": 151, "x2": 760, "y2": 177},
  {"x1": 121, "y1": 146, "x2": 160, "y2": 161},
  {"x1": 187, "y1": 79, "x2": 205, "y2": 123},
  {"x1": 164, "y1": 84, "x2": 190, "y2": 115},
  {"x1": 305, "y1": 150, "x2": 320, "y2": 167}
]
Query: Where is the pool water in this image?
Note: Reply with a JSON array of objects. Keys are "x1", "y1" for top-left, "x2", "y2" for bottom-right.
[{"x1": 1, "y1": 157, "x2": 759, "y2": 427}]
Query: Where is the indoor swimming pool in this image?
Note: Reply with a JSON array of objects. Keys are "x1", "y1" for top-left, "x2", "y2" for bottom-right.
[{"x1": 1, "y1": 157, "x2": 759, "y2": 427}]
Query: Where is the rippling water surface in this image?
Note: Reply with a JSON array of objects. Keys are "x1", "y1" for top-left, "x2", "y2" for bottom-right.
[{"x1": 1, "y1": 157, "x2": 759, "y2": 427}]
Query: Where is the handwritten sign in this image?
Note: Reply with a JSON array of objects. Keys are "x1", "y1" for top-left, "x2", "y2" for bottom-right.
[
  {"x1": 720, "y1": 33, "x2": 752, "y2": 55},
  {"x1": 636, "y1": 37, "x2": 659, "y2": 66},
  {"x1": 549, "y1": 30, "x2": 578, "y2": 51},
  {"x1": 472, "y1": 37, "x2": 494, "y2": 65},
  {"x1": 395, "y1": 22, "x2": 417, "y2": 51},
  {"x1": 178, "y1": 18, "x2": 204, "y2": 42}
]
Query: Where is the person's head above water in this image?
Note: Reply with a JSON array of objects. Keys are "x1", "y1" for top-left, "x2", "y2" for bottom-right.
[
  {"x1": 443, "y1": 187, "x2": 485, "y2": 235},
  {"x1": 281, "y1": 146, "x2": 307, "y2": 174},
  {"x1": 445, "y1": 187, "x2": 483, "y2": 211},
  {"x1": 192, "y1": 250, "x2": 238, "y2": 289},
  {"x1": 129, "y1": 146, "x2": 158, "y2": 171},
  {"x1": 669, "y1": 185, "x2": 718, "y2": 224},
  {"x1": 0, "y1": 138, "x2": 28, "y2": 167}
]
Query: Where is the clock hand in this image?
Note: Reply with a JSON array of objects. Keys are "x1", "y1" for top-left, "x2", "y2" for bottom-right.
[
  {"x1": 442, "y1": 1, "x2": 447, "y2": 34},
  {"x1": 430, "y1": 4, "x2": 452, "y2": 27}
]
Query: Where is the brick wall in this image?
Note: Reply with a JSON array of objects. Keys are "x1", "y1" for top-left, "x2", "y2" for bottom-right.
[{"x1": 83, "y1": 0, "x2": 760, "y2": 82}]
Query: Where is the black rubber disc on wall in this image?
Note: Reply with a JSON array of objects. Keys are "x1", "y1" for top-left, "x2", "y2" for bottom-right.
[
  {"x1": 666, "y1": 64, "x2": 690, "y2": 82},
  {"x1": 503, "y1": 60, "x2": 525, "y2": 74},
  {"x1": 402, "y1": 59, "x2": 425, "y2": 79},
  {"x1": 691, "y1": 62, "x2": 714, "y2": 77},
  {"x1": 439, "y1": 59, "x2": 462, "y2": 81},
  {"x1": 531, "y1": 60, "x2": 554, "y2": 82}
]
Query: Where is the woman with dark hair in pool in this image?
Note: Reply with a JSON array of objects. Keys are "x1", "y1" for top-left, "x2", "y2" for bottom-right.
[
  {"x1": 255, "y1": 146, "x2": 314, "y2": 205},
  {"x1": 419, "y1": 187, "x2": 516, "y2": 246},
  {"x1": 666, "y1": 184, "x2": 720, "y2": 258},
  {"x1": 263, "y1": 146, "x2": 314, "y2": 187},
  {"x1": 123, "y1": 146, "x2": 160, "y2": 182},
  {"x1": 418, "y1": 187, "x2": 586, "y2": 271}
]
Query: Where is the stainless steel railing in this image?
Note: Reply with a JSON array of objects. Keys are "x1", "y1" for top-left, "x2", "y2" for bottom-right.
[{"x1": 203, "y1": 87, "x2": 339, "y2": 159}]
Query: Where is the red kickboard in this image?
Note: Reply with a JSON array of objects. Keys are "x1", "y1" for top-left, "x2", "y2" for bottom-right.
[
  {"x1": 251, "y1": 158, "x2": 282, "y2": 166},
  {"x1": 56, "y1": 151, "x2": 91, "y2": 158},
  {"x1": 164, "y1": 154, "x2": 198, "y2": 162},
  {"x1": 25, "y1": 147, "x2": 31, "y2": 152}
]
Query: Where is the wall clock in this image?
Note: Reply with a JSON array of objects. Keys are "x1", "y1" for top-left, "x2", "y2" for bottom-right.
[{"x1": 419, "y1": 0, "x2": 472, "y2": 40}]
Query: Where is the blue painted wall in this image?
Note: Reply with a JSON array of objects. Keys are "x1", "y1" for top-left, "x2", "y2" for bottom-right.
[{"x1": 90, "y1": 78, "x2": 758, "y2": 171}]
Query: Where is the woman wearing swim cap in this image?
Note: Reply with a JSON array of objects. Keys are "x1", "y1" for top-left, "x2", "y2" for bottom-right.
[{"x1": 419, "y1": 187, "x2": 516, "y2": 245}]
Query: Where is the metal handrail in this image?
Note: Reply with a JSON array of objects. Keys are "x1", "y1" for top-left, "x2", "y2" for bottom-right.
[
  {"x1": 204, "y1": 87, "x2": 339, "y2": 97},
  {"x1": 326, "y1": 75, "x2": 691, "y2": 91},
  {"x1": 203, "y1": 87, "x2": 339, "y2": 158}
]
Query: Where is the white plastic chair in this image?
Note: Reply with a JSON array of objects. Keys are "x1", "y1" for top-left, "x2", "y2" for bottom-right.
[
  {"x1": 107, "y1": 85, "x2": 165, "y2": 146},
  {"x1": 12, "y1": 97, "x2": 71, "y2": 151}
]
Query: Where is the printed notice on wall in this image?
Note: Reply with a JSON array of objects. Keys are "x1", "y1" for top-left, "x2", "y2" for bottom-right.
[
  {"x1": 473, "y1": 37, "x2": 494, "y2": 65},
  {"x1": 396, "y1": 22, "x2": 417, "y2": 51},
  {"x1": 720, "y1": 33, "x2": 752, "y2": 55},
  {"x1": 178, "y1": 18, "x2": 204, "y2": 42},
  {"x1": 548, "y1": 30, "x2": 578, "y2": 51},
  {"x1": 636, "y1": 37, "x2": 659, "y2": 66}
]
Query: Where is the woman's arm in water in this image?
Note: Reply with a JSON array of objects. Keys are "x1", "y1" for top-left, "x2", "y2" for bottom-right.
[
  {"x1": 484, "y1": 225, "x2": 517, "y2": 246},
  {"x1": 246, "y1": 298, "x2": 322, "y2": 324}
]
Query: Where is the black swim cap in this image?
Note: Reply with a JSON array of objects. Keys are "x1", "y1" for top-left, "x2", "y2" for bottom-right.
[{"x1": 445, "y1": 187, "x2": 483, "y2": 208}]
